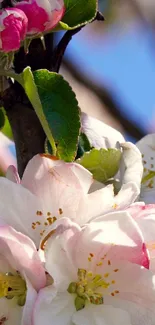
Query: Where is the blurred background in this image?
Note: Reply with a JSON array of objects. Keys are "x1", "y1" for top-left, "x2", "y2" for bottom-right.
[{"x1": 1, "y1": 0, "x2": 155, "y2": 173}]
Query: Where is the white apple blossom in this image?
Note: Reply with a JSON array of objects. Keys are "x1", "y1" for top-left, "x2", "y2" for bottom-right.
[
  {"x1": 0, "y1": 223, "x2": 46, "y2": 324},
  {"x1": 0, "y1": 154, "x2": 141, "y2": 247},
  {"x1": 136, "y1": 134, "x2": 155, "y2": 203},
  {"x1": 127, "y1": 202, "x2": 155, "y2": 272},
  {"x1": 81, "y1": 113, "x2": 125, "y2": 149},
  {"x1": 33, "y1": 213, "x2": 155, "y2": 325}
]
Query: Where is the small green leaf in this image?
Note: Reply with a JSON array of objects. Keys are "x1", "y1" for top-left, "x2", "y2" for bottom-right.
[
  {"x1": 1, "y1": 108, "x2": 13, "y2": 139},
  {"x1": 0, "y1": 108, "x2": 5, "y2": 130},
  {"x1": 142, "y1": 171, "x2": 155, "y2": 184},
  {"x1": 21, "y1": 67, "x2": 57, "y2": 155},
  {"x1": 76, "y1": 132, "x2": 92, "y2": 159},
  {"x1": 77, "y1": 148, "x2": 122, "y2": 183},
  {"x1": 33, "y1": 69, "x2": 80, "y2": 161},
  {"x1": 61, "y1": 0, "x2": 97, "y2": 29}
]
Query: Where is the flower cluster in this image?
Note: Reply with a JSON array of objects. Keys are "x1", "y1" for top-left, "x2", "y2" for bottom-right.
[
  {"x1": 0, "y1": 0, "x2": 65, "y2": 52},
  {"x1": 1, "y1": 118, "x2": 155, "y2": 324}
]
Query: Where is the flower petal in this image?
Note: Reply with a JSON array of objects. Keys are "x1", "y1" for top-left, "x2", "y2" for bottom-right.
[
  {"x1": 105, "y1": 297, "x2": 155, "y2": 325},
  {"x1": 120, "y1": 142, "x2": 143, "y2": 189},
  {"x1": 104, "y1": 262, "x2": 155, "y2": 324},
  {"x1": 113, "y1": 182, "x2": 140, "y2": 210},
  {"x1": 72, "y1": 211, "x2": 149, "y2": 270},
  {"x1": 22, "y1": 154, "x2": 93, "y2": 195},
  {"x1": 44, "y1": 218, "x2": 80, "y2": 290},
  {"x1": 33, "y1": 286, "x2": 74, "y2": 325},
  {"x1": 136, "y1": 134, "x2": 155, "y2": 203},
  {"x1": 21, "y1": 155, "x2": 93, "y2": 218},
  {"x1": 22, "y1": 275, "x2": 37, "y2": 325},
  {"x1": 0, "y1": 225, "x2": 46, "y2": 290},
  {"x1": 0, "y1": 177, "x2": 42, "y2": 244},
  {"x1": 81, "y1": 113, "x2": 125, "y2": 149},
  {"x1": 128, "y1": 203, "x2": 155, "y2": 271},
  {"x1": 72, "y1": 304, "x2": 131, "y2": 325},
  {"x1": 78, "y1": 182, "x2": 139, "y2": 224},
  {"x1": 6, "y1": 165, "x2": 20, "y2": 184},
  {"x1": 77, "y1": 184, "x2": 115, "y2": 224},
  {"x1": 45, "y1": 212, "x2": 149, "y2": 291}
]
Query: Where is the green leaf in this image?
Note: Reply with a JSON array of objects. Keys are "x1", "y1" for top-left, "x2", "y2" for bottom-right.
[
  {"x1": 77, "y1": 148, "x2": 122, "y2": 183},
  {"x1": 0, "y1": 108, "x2": 5, "y2": 130},
  {"x1": 33, "y1": 69, "x2": 80, "y2": 161},
  {"x1": 21, "y1": 67, "x2": 57, "y2": 155},
  {"x1": 61, "y1": 0, "x2": 97, "y2": 29},
  {"x1": 76, "y1": 132, "x2": 92, "y2": 159},
  {"x1": 142, "y1": 171, "x2": 155, "y2": 184},
  {"x1": 45, "y1": 138, "x2": 54, "y2": 155}
]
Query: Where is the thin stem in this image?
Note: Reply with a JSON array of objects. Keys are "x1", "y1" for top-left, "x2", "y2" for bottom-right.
[
  {"x1": 0, "y1": 69, "x2": 23, "y2": 86},
  {"x1": 51, "y1": 11, "x2": 104, "y2": 72}
]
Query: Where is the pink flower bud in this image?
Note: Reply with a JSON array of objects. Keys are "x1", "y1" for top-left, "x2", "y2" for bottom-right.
[
  {"x1": 14, "y1": 0, "x2": 65, "y2": 35},
  {"x1": 0, "y1": 8, "x2": 28, "y2": 52}
]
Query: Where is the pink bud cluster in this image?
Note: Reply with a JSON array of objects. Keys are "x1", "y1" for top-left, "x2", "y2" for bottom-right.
[{"x1": 0, "y1": 0, "x2": 65, "y2": 52}]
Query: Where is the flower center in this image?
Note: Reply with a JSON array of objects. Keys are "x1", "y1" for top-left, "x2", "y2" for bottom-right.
[
  {"x1": 141, "y1": 153, "x2": 155, "y2": 189},
  {"x1": 0, "y1": 272, "x2": 26, "y2": 306},
  {"x1": 67, "y1": 268, "x2": 110, "y2": 311}
]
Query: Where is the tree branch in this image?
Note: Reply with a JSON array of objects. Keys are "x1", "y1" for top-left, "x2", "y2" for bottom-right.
[
  {"x1": 0, "y1": 34, "x2": 54, "y2": 177},
  {"x1": 2, "y1": 87, "x2": 46, "y2": 177}
]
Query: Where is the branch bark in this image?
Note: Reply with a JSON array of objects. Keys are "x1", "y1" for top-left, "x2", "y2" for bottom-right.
[
  {"x1": 2, "y1": 86, "x2": 45, "y2": 177},
  {"x1": 0, "y1": 11, "x2": 104, "y2": 176},
  {"x1": 0, "y1": 35, "x2": 53, "y2": 177}
]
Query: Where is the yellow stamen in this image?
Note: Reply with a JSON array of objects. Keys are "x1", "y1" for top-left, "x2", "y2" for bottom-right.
[
  {"x1": 40, "y1": 230, "x2": 56, "y2": 250},
  {"x1": 0, "y1": 273, "x2": 26, "y2": 306}
]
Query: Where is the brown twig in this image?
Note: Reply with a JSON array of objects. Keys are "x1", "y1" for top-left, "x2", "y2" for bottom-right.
[{"x1": 51, "y1": 11, "x2": 104, "y2": 72}]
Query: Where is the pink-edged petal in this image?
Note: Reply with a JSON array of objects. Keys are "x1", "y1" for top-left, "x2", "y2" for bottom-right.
[
  {"x1": 0, "y1": 225, "x2": 46, "y2": 290},
  {"x1": 72, "y1": 211, "x2": 149, "y2": 270},
  {"x1": 45, "y1": 212, "x2": 149, "y2": 292},
  {"x1": 120, "y1": 142, "x2": 143, "y2": 189},
  {"x1": 6, "y1": 165, "x2": 20, "y2": 184},
  {"x1": 73, "y1": 262, "x2": 155, "y2": 325},
  {"x1": 22, "y1": 275, "x2": 37, "y2": 325},
  {"x1": 128, "y1": 203, "x2": 155, "y2": 271},
  {"x1": 21, "y1": 155, "x2": 93, "y2": 218},
  {"x1": 44, "y1": 3, "x2": 65, "y2": 32},
  {"x1": 22, "y1": 154, "x2": 92, "y2": 195},
  {"x1": 33, "y1": 286, "x2": 74, "y2": 325},
  {"x1": 72, "y1": 304, "x2": 131, "y2": 325},
  {"x1": 81, "y1": 112, "x2": 125, "y2": 149},
  {"x1": 0, "y1": 177, "x2": 42, "y2": 245}
]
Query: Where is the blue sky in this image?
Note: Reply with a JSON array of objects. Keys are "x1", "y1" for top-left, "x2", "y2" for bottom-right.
[{"x1": 65, "y1": 22, "x2": 155, "y2": 132}]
